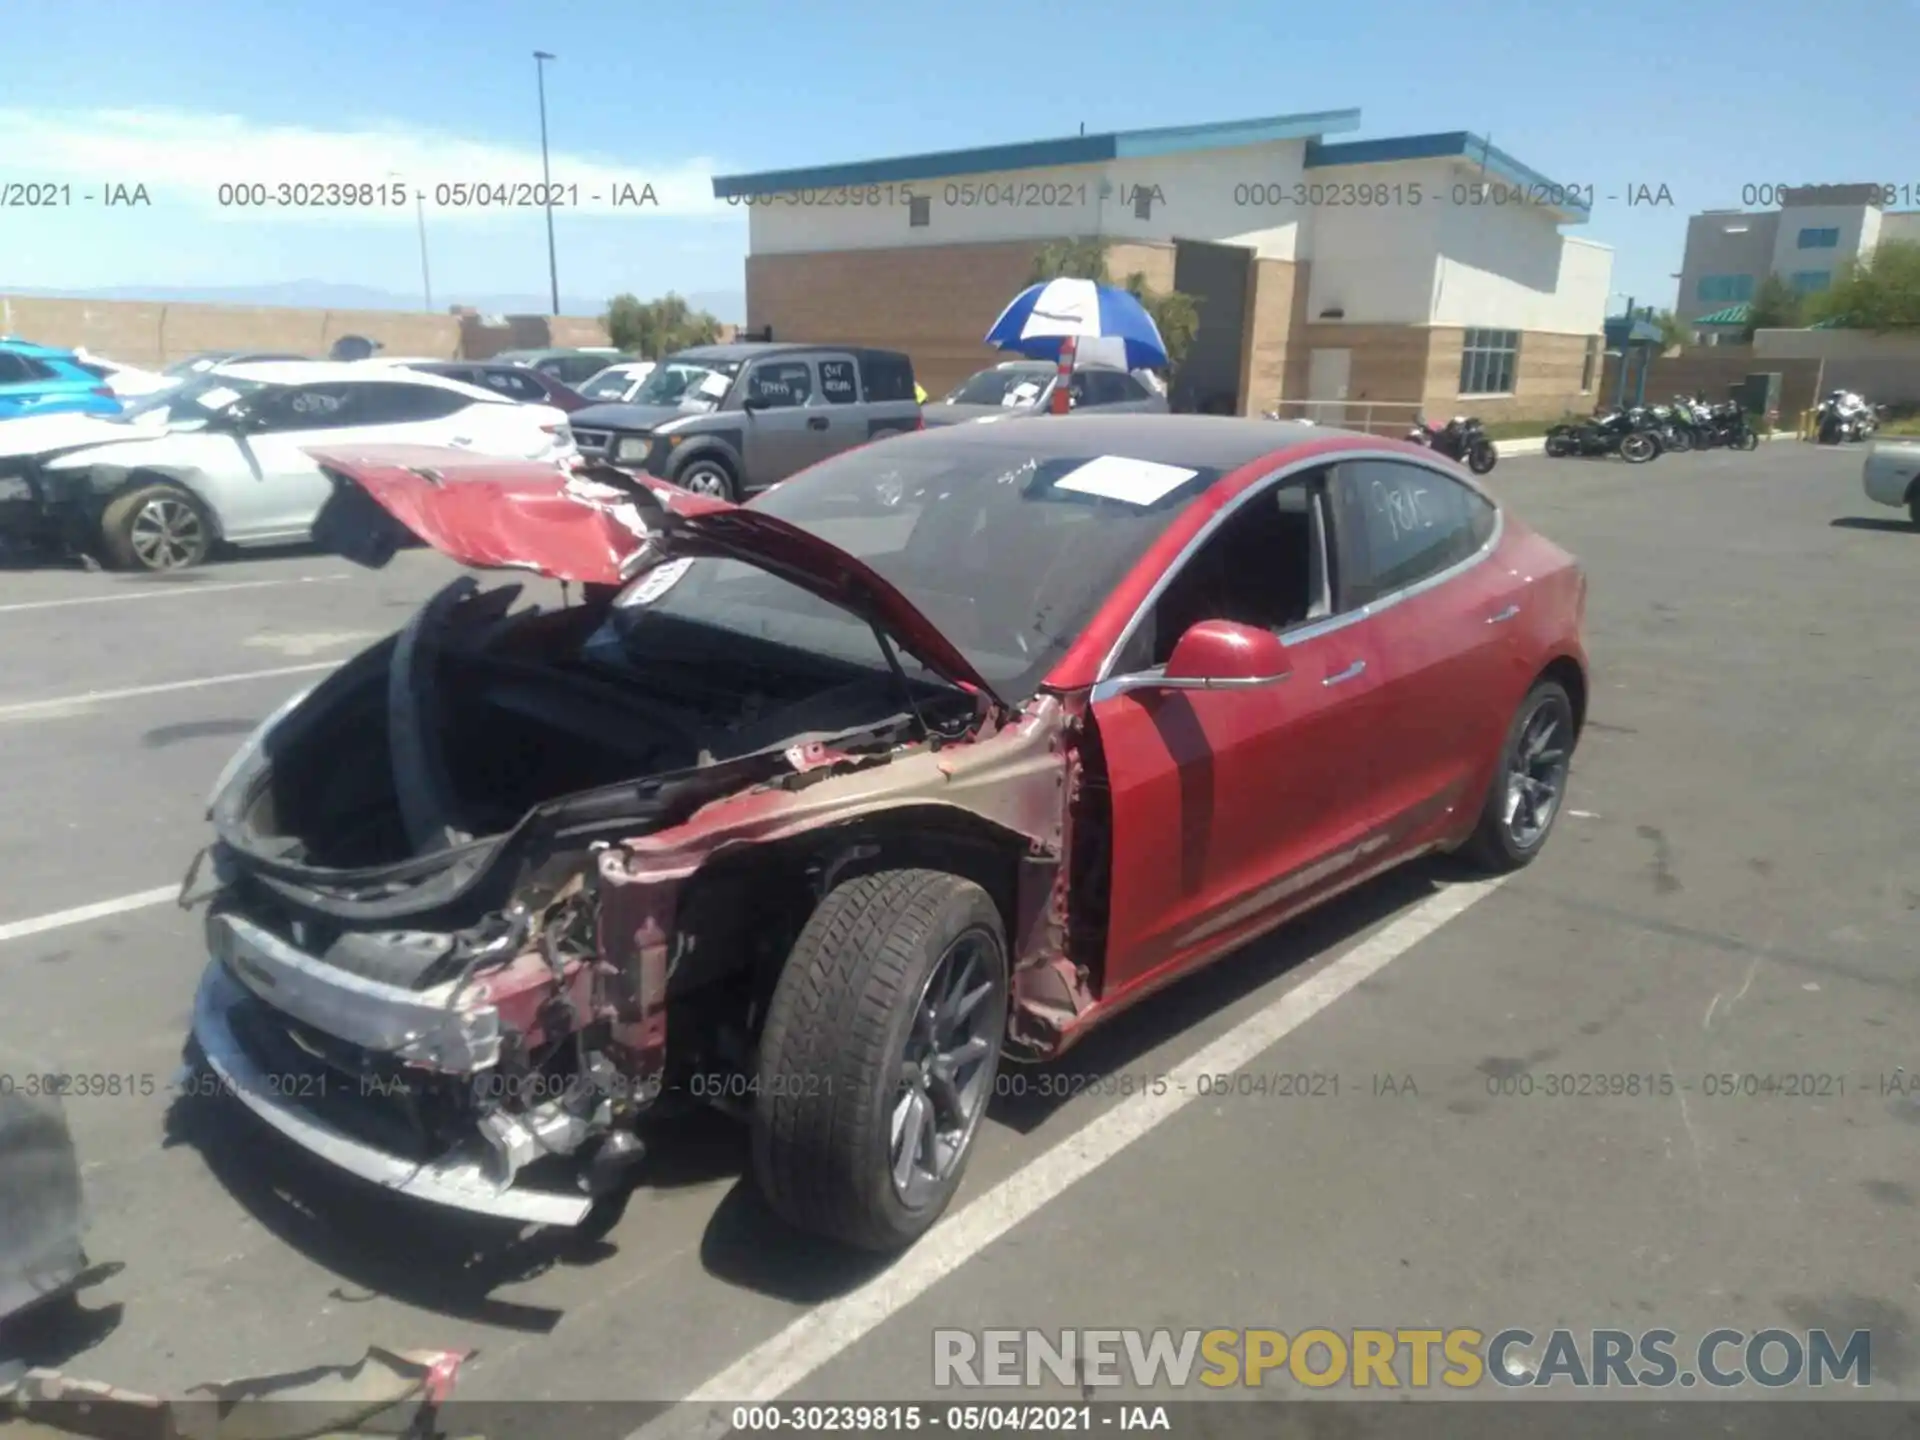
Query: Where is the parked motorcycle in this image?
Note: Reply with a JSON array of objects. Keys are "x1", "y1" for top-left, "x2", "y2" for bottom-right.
[
  {"x1": 1814, "y1": 390, "x2": 1879, "y2": 444},
  {"x1": 1545, "y1": 407, "x2": 1661, "y2": 463},
  {"x1": 1406, "y1": 414, "x2": 1498, "y2": 474},
  {"x1": 1705, "y1": 400, "x2": 1761, "y2": 451},
  {"x1": 1647, "y1": 403, "x2": 1694, "y2": 454}
]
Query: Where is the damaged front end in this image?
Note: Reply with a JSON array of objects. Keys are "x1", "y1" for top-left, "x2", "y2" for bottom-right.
[{"x1": 180, "y1": 449, "x2": 1088, "y2": 1228}]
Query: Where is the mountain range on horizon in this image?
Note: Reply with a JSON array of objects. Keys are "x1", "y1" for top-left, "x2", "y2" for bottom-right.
[{"x1": 7, "y1": 280, "x2": 746, "y2": 325}]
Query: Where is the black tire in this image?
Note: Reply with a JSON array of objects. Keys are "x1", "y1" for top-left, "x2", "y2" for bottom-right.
[
  {"x1": 1467, "y1": 440, "x2": 1497, "y2": 474},
  {"x1": 1463, "y1": 680, "x2": 1576, "y2": 873},
  {"x1": 671, "y1": 455, "x2": 739, "y2": 502},
  {"x1": 1908, "y1": 491, "x2": 1920, "y2": 529},
  {"x1": 1738, "y1": 428, "x2": 1760, "y2": 452},
  {"x1": 1818, "y1": 418, "x2": 1840, "y2": 445},
  {"x1": 1666, "y1": 428, "x2": 1693, "y2": 454},
  {"x1": 1619, "y1": 432, "x2": 1657, "y2": 464},
  {"x1": 751, "y1": 868, "x2": 1010, "y2": 1251},
  {"x1": 98, "y1": 480, "x2": 213, "y2": 571},
  {"x1": 1544, "y1": 431, "x2": 1573, "y2": 458}
]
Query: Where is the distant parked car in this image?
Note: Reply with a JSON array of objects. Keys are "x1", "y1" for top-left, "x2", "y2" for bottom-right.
[
  {"x1": 494, "y1": 347, "x2": 626, "y2": 388},
  {"x1": 1862, "y1": 440, "x2": 1920, "y2": 527},
  {"x1": 921, "y1": 360, "x2": 1167, "y2": 427},
  {"x1": 389, "y1": 359, "x2": 592, "y2": 413},
  {"x1": 10, "y1": 362, "x2": 575, "y2": 570},
  {"x1": 576, "y1": 361, "x2": 657, "y2": 405},
  {"x1": 0, "y1": 338, "x2": 123, "y2": 419},
  {"x1": 567, "y1": 342, "x2": 921, "y2": 500},
  {"x1": 163, "y1": 350, "x2": 311, "y2": 382}
]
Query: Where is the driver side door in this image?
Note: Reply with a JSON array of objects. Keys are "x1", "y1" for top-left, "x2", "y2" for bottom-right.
[
  {"x1": 1090, "y1": 468, "x2": 1389, "y2": 998},
  {"x1": 740, "y1": 358, "x2": 822, "y2": 484}
]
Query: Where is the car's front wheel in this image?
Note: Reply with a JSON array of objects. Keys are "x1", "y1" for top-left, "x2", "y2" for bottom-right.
[
  {"x1": 99, "y1": 480, "x2": 213, "y2": 571},
  {"x1": 752, "y1": 869, "x2": 1010, "y2": 1251},
  {"x1": 1463, "y1": 679, "x2": 1576, "y2": 872},
  {"x1": 673, "y1": 456, "x2": 738, "y2": 502}
]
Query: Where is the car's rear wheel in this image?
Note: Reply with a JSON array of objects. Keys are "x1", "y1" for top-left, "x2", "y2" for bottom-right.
[
  {"x1": 1463, "y1": 679, "x2": 1575, "y2": 873},
  {"x1": 99, "y1": 481, "x2": 213, "y2": 571},
  {"x1": 752, "y1": 868, "x2": 1009, "y2": 1251},
  {"x1": 673, "y1": 456, "x2": 738, "y2": 502}
]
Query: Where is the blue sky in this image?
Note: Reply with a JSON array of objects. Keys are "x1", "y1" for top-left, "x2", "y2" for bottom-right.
[{"x1": 4, "y1": 0, "x2": 1915, "y2": 322}]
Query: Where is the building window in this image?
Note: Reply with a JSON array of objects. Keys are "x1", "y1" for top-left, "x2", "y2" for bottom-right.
[
  {"x1": 1697, "y1": 273, "x2": 1756, "y2": 304},
  {"x1": 1459, "y1": 328, "x2": 1519, "y2": 396},
  {"x1": 908, "y1": 194, "x2": 930, "y2": 228},
  {"x1": 1790, "y1": 269, "x2": 1831, "y2": 294},
  {"x1": 1580, "y1": 335, "x2": 1600, "y2": 392},
  {"x1": 1797, "y1": 227, "x2": 1840, "y2": 249}
]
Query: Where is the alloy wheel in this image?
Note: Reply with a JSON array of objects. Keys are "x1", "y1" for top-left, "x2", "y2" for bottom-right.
[
  {"x1": 680, "y1": 466, "x2": 732, "y2": 500},
  {"x1": 1503, "y1": 692, "x2": 1572, "y2": 851},
  {"x1": 129, "y1": 495, "x2": 207, "y2": 570},
  {"x1": 890, "y1": 929, "x2": 1004, "y2": 1208}
]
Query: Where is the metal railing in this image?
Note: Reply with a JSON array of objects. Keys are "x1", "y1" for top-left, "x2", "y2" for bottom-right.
[{"x1": 1262, "y1": 399, "x2": 1426, "y2": 437}]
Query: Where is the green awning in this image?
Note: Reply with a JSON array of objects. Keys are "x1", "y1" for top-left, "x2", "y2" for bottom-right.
[{"x1": 1693, "y1": 303, "x2": 1752, "y2": 326}]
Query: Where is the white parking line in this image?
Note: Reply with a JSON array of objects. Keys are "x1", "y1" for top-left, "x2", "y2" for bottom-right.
[
  {"x1": 629, "y1": 875, "x2": 1511, "y2": 1440},
  {"x1": 0, "y1": 575, "x2": 349, "y2": 615},
  {"x1": 0, "y1": 661, "x2": 339, "y2": 722},
  {"x1": 0, "y1": 886, "x2": 180, "y2": 945}
]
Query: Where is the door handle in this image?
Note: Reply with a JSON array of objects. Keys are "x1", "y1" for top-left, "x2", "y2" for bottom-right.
[
  {"x1": 807, "y1": 415, "x2": 829, "y2": 430},
  {"x1": 1323, "y1": 659, "x2": 1367, "y2": 687},
  {"x1": 1486, "y1": 604, "x2": 1521, "y2": 625}
]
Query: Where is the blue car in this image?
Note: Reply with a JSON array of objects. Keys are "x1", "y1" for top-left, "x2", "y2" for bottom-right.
[{"x1": 0, "y1": 338, "x2": 123, "y2": 419}]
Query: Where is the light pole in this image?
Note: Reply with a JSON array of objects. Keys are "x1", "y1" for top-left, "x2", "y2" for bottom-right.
[
  {"x1": 533, "y1": 50, "x2": 560, "y2": 316},
  {"x1": 390, "y1": 171, "x2": 431, "y2": 312},
  {"x1": 416, "y1": 192, "x2": 433, "y2": 312}
]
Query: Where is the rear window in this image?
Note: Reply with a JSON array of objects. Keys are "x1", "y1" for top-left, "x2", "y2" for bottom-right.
[{"x1": 860, "y1": 352, "x2": 917, "y2": 403}]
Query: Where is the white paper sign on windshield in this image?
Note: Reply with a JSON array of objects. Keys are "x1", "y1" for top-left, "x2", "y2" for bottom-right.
[
  {"x1": 696, "y1": 372, "x2": 731, "y2": 399},
  {"x1": 1003, "y1": 382, "x2": 1041, "y2": 407},
  {"x1": 1052, "y1": 455, "x2": 1199, "y2": 507},
  {"x1": 196, "y1": 387, "x2": 241, "y2": 411}
]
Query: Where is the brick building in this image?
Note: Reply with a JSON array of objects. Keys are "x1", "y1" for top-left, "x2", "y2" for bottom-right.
[{"x1": 711, "y1": 110, "x2": 1612, "y2": 423}]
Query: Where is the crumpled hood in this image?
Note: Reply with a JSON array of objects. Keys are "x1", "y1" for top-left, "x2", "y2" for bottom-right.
[
  {"x1": 0, "y1": 410, "x2": 161, "y2": 463},
  {"x1": 305, "y1": 444, "x2": 1006, "y2": 711}
]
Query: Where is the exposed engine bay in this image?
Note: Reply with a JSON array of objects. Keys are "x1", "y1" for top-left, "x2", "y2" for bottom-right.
[{"x1": 187, "y1": 571, "x2": 1081, "y2": 1227}]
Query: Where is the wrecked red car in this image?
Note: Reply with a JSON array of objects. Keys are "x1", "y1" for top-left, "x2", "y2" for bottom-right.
[{"x1": 179, "y1": 415, "x2": 1587, "y2": 1251}]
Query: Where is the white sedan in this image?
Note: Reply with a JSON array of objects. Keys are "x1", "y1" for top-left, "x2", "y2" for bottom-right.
[
  {"x1": 21, "y1": 362, "x2": 574, "y2": 570},
  {"x1": 1862, "y1": 440, "x2": 1920, "y2": 527}
]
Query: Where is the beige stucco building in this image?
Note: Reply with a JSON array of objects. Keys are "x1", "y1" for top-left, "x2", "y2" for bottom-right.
[{"x1": 711, "y1": 110, "x2": 1613, "y2": 424}]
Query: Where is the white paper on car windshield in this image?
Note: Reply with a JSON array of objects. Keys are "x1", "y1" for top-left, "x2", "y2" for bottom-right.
[
  {"x1": 1052, "y1": 455, "x2": 1199, "y2": 506},
  {"x1": 196, "y1": 386, "x2": 241, "y2": 411},
  {"x1": 1002, "y1": 381, "x2": 1041, "y2": 407},
  {"x1": 696, "y1": 372, "x2": 730, "y2": 398}
]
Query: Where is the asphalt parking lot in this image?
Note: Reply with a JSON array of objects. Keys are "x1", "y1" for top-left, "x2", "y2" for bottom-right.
[{"x1": 2, "y1": 440, "x2": 1917, "y2": 1428}]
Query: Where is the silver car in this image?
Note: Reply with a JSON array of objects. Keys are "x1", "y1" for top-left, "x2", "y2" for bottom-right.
[{"x1": 921, "y1": 360, "x2": 1168, "y2": 427}]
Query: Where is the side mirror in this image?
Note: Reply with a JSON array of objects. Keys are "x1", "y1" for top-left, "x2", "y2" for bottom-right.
[
  {"x1": 1163, "y1": 620, "x2": 1293, "y2": 686},
  {"x1": 740, "y1": 396, "x2": 764, "y2": 414}
]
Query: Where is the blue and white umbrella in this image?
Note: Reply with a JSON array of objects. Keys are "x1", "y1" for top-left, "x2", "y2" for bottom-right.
[{"x1": 985, "y1": 278, "x2": 1168, "y2": 371}]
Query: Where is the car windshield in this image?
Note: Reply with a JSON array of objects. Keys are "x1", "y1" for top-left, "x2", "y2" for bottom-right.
[
  {"x1": 580, "y1": 367, "x2": 643, "y2": 400},
  {"x1": 115, "y1": 373, "x2": 265, "y2": 424},
  {"x1": 945, "y1": 367, "x2": 1052, "y2": 406},
  {"x1": 603, "y1": 440, "x2": 1219, "y2": 703},
  {"x1": 628, "y1": 358, "x2": 741, "y2": 410}
]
